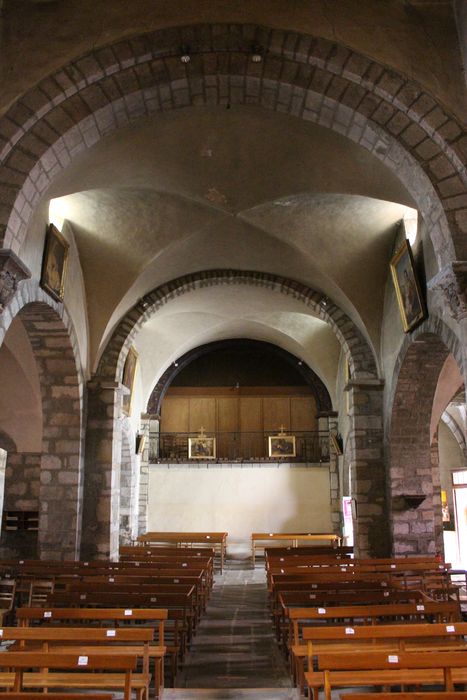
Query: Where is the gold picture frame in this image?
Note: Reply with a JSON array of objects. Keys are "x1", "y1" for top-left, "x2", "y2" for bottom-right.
[
  {"x1": 122, "y1": 346, "x2": 138, "y2": 416},
  {"x1": 188, "y1": 436, "x2": 216, "y2": 460},
  {"x1": 390, "y1": 239, "x2": 426, "y2": 332},
  {"x1": 268, "y1": 435, "x2": 296, "y2": 458},
  {"x1": 40, "y1": 223, "x2": 69, "y2": 302}
]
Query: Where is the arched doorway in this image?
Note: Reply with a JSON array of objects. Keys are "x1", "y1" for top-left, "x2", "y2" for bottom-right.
[
  {"x1": 389, "y1": 324, "x2": 464, "y2": 556},
  {"x1": 0, "y1": 297, "x2": 83, "y2": 560}
]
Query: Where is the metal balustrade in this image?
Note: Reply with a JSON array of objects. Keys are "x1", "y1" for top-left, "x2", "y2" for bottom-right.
[{"x1": 148, "y1": 430, "x2": 330, "y2": 464}]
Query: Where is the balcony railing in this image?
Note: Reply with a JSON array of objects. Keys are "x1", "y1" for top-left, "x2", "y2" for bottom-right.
[{"x1": 148, "y1": 430, "x2": 330, "y2": 464}]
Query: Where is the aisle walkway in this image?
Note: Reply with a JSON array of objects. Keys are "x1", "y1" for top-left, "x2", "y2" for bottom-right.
[{"x1": 164, "y1": 559, "x2": 298, "y2": 699}]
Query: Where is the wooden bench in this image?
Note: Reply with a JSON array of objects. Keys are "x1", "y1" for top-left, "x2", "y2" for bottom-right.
[
  {"x1": 275, "y1": 588, "x2": 425, "y2": 644},
  {"x1": 340, "y1": 694, "x2": 467, "y2": 700},
  {"x1": 286, "y1": 599, "x2": 461, "y2": 679},
  {"x1": 0, "y1": 695, "x2": 114, "y2": 699},
  {"x1": 15, "y1": 603, "x2": 183, "y2": 687},
  {"x1": 251, "y1": 533, "x2": 341, "y2": 566},
  {"x1": 0, "y1": 626, "x2": 163, "y2": 699},
  {"x1": 0, "y1": 578, "x2": 16, "y2": 624},
  {"x1": 305, "y1": 650, "x2": 467, "y2": 700},
  {"x1": 295, "y1": 620, "x2": 467, "y2": 695},
  {"x1": 0, "y1": 651, "x2": 147, "y2": 700},
  {"x1": 136, "y1": 532, "x2": 228, "y2": 572}
]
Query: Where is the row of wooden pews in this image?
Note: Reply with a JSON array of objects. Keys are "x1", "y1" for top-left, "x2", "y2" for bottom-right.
[
  {"x1": 265, "y1": 545, "x2": 467, "y2": 698},
  {"x1": 136, "y1": 531, "x2": 228, "y2": 573},
  {"x1": 0, "y1": 540, "x2": 216, "y2": 697}
]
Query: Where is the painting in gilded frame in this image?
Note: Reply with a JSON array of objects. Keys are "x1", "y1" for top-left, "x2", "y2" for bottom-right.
[
  {"x1": 40, "y1": 223, "x2": 69, "y2": 302},
  {"x1": 390, "y1": 239, "x2": 426, "y2": 332}
]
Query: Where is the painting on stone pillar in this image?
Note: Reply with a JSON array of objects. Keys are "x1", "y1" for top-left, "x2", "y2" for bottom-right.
[
  {"x1": 390, "y1": 239, "x2": 427, "y2": 332},
  {"x1": 122, "y1": 346, "x2": 138, "y2": 416}
]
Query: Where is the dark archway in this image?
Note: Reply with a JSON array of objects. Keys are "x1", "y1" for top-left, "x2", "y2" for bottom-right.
[{"x1": 147, "y1": 339, "x2": 333, "y2": 416}]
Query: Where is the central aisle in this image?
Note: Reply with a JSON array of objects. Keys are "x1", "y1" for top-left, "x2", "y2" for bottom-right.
[{"x1": 164, "y1": 559, "x2": 297, "y2": 699}]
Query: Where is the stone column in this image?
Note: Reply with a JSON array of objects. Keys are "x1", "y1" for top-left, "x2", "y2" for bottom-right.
[
  {"x1": 0, "y1": 449, "x2": 5, "y2": 531},
  {"x1": 345, "y1": 378, "x2": 389, "y2": 557},
  {"x1": 81, "y1": 379, "x2": 124, "y2": 560},
  {"x1": 137, "y1": 414, "x2": 151, "y2": 536},
  {"x1": 321, "y1": 412, "x2": 341, "y2": 535}
]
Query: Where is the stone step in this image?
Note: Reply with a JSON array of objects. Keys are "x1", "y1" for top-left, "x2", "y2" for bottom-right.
[{"x1": 163, "y1": 690, "x2": 299, "y2": 699}]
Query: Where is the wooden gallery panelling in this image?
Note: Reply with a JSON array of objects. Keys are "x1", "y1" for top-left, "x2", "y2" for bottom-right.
[{"x1": 161, "y1": 388, "x2": 317, "y2": 440}]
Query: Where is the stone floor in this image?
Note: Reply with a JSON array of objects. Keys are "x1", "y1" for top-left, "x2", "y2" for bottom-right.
[
  {"x1": 174, "y1": 560, "x2": 293, "y2": 691},
  {"x1": 164, "y1": 559, "x2": 366, "y2": 699}
]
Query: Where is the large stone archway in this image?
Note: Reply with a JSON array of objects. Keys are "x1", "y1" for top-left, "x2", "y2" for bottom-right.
[
  {"x1": 388, "y1": 316, "x2": 464, "y2": 556},
  {"x1": 83, "y1": 269, "x2": 388, "y2": 559},
  {"x1": 0, "y1": 282, "x2": 84, "y2": 560},
  {"x1": 0, "y1": 24, "x2": 464, "y2": 299}
]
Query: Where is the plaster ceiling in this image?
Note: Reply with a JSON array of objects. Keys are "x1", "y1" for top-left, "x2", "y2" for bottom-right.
[
  {"x1": 134, "y1": 285, "x2": 340, "y2": 405},
  {"x1": 46, "y1": 105, "x2": 416, "y2": 371}
]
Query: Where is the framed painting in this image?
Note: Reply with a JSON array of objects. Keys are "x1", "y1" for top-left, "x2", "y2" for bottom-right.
[
  {"x1": 268, "y1": 435, "x2": 296, "y2": 458},
  {"x1": 40, "y1": 223, "x2": 69, "y2": 302},
  {"x1": 390, "y1": 239, "x2": 426, "y2": 332},
  {"x1": 122, "y1": 346, "x2": 138, "y2": 416},
  {"x1": 330, "y1": 432, "x2": 343, "y2": 456},
  {"x1": 188, "y1": 436, "x2": 216, "y2": 459}
]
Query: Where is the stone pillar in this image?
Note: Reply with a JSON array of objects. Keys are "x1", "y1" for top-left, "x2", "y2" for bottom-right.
[
  {"x1": 322, "y1": 412, "x2": 341, "y2": 535},
  {"x1": 345, "y1": 378, "x2": 389, "y2": 557},
  {"x1": 81, "y1": 380, "x2": 124, "y2": 560},
  {"x1": 37, "y1": 349, "x2": 82, "y2": 561},
  {"x1": 137, "y1": 415, "x2": 151, "y2": 536},
  {"x1": 0, "y1": 448, "x2": 5, "y2": 530}
]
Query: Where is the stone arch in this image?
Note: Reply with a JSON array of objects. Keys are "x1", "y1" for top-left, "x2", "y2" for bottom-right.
[
  {"x1": 0, "y1": 282, "x2": 84, "y2": 559},
  {"x1": 82, "y1": 269, "x2": 388, "y2": 559},
  {"x1": 388, "y1": 316, "x2": 464, "y2": 556},
  {"x1": 97, "y1": 270, "x2": 379, "y2": 386},
  {"x1": 146, "y1": 338, "x2": 333, "y2": 416},
  {"x1": 0, "y1": 24, "x2": 464, "y2": 268},
  {"x1": 441, "y1": 411, "x2": 466, "y2": 456}
]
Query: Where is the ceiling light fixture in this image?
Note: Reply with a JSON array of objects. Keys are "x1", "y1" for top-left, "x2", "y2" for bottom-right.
[
  {"x1": 180, "y1": 46, "x2": 191, "y2": 63},
  {"x1": 251, "y1": 45, "x2": 263, "y2": 63}
]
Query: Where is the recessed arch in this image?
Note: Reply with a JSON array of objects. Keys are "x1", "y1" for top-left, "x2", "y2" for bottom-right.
[
  {"x1": 146, "y1": 338, "x2": 333, "y2": 416},
  {"x1": 96, "y1": 270, "x2": 379, "y2": 387},
  {"x1": 0, "y1": 24, "x2": 464, "y2": 271},
  {"x1": 388, "y1": 315, "x2": 464, "y2": 556},
  {"x1": 0, "y1": 281, "x2": 85, "y2": 560}
]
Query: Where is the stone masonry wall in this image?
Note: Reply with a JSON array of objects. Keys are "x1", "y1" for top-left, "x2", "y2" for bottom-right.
[{"x1": 0, "y1": 452, "x2": 40, "y2": 558}]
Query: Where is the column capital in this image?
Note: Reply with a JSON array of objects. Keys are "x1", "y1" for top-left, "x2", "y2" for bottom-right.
[
  {"x1": 428, "y1": 261, "x2": 467, "y2": 322},
  {"x1": 0, "y1": 249, "x2": 31, "y2": 312}
]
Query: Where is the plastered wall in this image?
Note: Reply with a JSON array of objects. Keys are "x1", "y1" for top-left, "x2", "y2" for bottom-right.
[{"x1": 148, "y1": 464, "x2": 332, "y2": 553}]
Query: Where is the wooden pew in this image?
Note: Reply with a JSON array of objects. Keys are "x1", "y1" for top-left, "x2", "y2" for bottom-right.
[
  {"x1": 341, "y1": 694, "x2": 467, "y2": 700},
  {"x1": 46, "y1": 590, "x2": 196, "y2": 650},
  {"x1": 264, "y1": 545, "x2": 353, "y2": 558},
  {"x1": 296, "y1": 620, "x2": 467, "y2": 695},
  {"x1": 275, "y1": 588, "x2": 425, "y2": 644},
  {"x1": 0, "y1": 651, "x2": 147, "y2": 700},
  {"x1": 286, "y1": 599, "x2": 461, "y2": 674},
  {"x1": 0, "y1": 578, "x2": 16, "y2": 625},
  {"x1": 306, "y1": 650, "x2": 467, "y2": 700},
  {"x1": 0, "y1": 695, "x2": 115, "y2": 699},
  {"x1": 0, "y1": 626, "x2": 164, "y2": 697},
  {"x1": 136, "y1": 532, "x2": 228, "y2": 572},
  {"x1": 251, "y1": 533, "x2": 341, "y2": 566}
]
